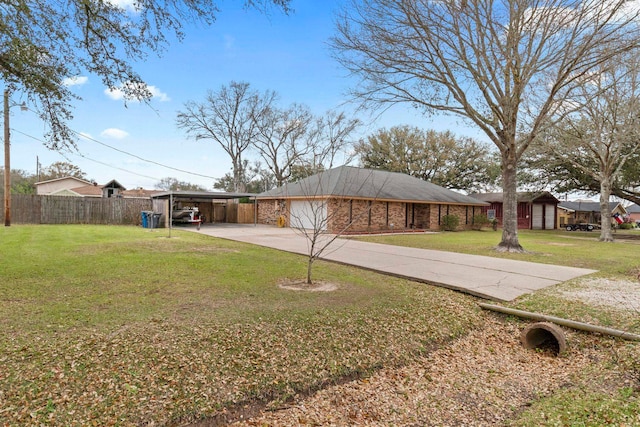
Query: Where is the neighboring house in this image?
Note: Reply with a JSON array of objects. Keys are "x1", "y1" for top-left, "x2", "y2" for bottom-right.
[
  {"x1": 37, "y1": 177, "x2": 158, "y2": 199},
  {"x1": 35, "y1": 176, "x2": 93, "y2": 195},
  {"x1": 557, "y1": 204, "x2": 575, "y2": 228},
  {"x1": 627, "y1": 204, "x2": 640, "y2": 224},
  {"x1": 472, "y1": 192, "x2": 559, "y2": 230},
  {"x1": 256, "y1": 166, "x2": 488, "y2": 233},
  {"x1": 558, "y1": 200, "x2": 627, "y2": 226}
]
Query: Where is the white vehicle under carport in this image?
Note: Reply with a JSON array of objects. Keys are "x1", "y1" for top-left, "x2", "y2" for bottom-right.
[{"x1": 172, "y1": 207, "x2": 203, "y2": 229}]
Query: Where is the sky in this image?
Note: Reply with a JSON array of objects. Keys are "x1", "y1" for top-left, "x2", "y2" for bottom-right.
[{"x1": 7, "y1": 0, "x2": 477, "y2": 191}]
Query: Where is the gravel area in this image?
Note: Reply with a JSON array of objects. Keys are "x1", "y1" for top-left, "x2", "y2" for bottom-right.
[
  {"x1": 561, "y1": 278, "x2": 640, "y2": 311},
  {"x1": 230, "y1": 315, "x2": 611, "y2": 427}
]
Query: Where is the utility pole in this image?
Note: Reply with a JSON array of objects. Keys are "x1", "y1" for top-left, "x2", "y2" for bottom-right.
[{"x1": 4, "y1": 89, "x2": 10, "y2": 227}]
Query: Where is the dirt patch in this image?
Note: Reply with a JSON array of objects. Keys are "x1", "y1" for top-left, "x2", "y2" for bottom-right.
[
  {"x1": 278, "y1": 280, "x2": 338, "y2": 292},
  {"x1": 561, "y1": 277, "x2": 640, "y2": 311}
]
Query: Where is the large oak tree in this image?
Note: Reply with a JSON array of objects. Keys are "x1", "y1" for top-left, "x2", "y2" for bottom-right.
[
  {"x1": 333, "y1": 0, "x2": 640, "y2": 251},
  {"x1": 355, "y1": 125, "x2": 498, "y2": 192}
]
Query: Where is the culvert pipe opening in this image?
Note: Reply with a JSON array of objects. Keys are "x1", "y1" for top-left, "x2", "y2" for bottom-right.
[{"x1": 520, "y1": 322, "x2": 567, "y2": 356}]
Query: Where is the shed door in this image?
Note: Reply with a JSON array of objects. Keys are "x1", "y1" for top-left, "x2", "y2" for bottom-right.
[
  {"x1": 290, "y1": 200, "x2": 327, "y2": 230},
  {"x1": 545, "y1": 204, "x2": 555, "y2": 230},
  {"x1": 532, "y1": 204, "x2": 543, "y2": 229}
]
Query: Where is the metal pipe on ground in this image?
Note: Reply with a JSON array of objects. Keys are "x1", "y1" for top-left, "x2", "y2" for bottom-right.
[{"x1": 479, "y1": 302, "x2": 640, "y2": 342}]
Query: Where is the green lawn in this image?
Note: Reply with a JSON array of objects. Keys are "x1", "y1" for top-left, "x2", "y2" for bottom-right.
[
  {"x1": 0, "y1": 225, "x2": 481, "y2": 425},
  {"x1": 1, "y1": 225, "x2": 638, "y2": 426}
]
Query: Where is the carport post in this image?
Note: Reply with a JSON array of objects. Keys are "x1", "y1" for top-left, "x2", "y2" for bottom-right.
[{"x1": 169, "y1": 191, "x2": 173, "y2": 238}]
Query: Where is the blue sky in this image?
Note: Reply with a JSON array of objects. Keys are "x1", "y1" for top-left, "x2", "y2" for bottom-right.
[{"x1": 8, "y1": 0, "x2": 474, "y2": 190}]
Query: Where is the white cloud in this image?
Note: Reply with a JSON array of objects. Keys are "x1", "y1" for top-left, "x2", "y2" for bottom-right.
[
  {"x1": 63, "y1": 76, "x2": 88, "y2": 87},
  {"x1": 147, "y1": 85, "x2": 170, "y2": 102},
  {"x1": 106, "y1": 0, "x2": 138, "y2": 12},
  {"x1": 104, "y1": 82, "x2": 170, "y2": 102},
  {"x1": 100, "y1": 128, "x2": 129, "y2": 139}
]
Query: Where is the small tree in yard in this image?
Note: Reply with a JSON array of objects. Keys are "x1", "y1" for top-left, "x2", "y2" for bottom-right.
[{"x1": 284, "y1": 168, "x2": 388, "y2": 285}]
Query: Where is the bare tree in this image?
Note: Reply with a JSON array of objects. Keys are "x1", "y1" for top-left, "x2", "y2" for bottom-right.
[
  {"x1": 283, "y1": 167, "x2": 388, "y2": 285},
  {"x1": 1, "y1": 1, "x2": 290, "y2": 149},
  {"x1": 312, "y1": 110, "x2": 361, "y2": 170},
  {"x1": 252, "y1": 103, "x2": 316, "y2": 186},
  {"x1": 177, "y1": 82, "x2": 276, "y2": 192},
  {"x1": 333, "y1": 0, "x2": 640, "y2": 252},
  {"x1": 537, "y1": 52, "x2": 640, "y2": 241}
]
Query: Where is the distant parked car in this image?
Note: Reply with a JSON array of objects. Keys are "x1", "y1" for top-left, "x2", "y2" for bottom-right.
[{"x1": 565, "y1": 223, "x2": 598, "y2": 231}]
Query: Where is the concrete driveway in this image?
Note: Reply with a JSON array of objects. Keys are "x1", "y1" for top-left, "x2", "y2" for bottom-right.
[{"x1": 188, "y1": 224, "x2": 596, "y2": 302}]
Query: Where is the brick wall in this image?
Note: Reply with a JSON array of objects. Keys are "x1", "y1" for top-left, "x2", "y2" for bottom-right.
[
  {"x1": 429, "y1": 204, "x2": 476, "y2": 230},
  {"x1": 257, "y1": 199, "x2": 284, "y2": 225},
  {"x1": 387, "y1": 202, "x2": 405, "y2": 230},
  {"x1": 260, "y1": 197, "x2": 483, "y2": 233}
]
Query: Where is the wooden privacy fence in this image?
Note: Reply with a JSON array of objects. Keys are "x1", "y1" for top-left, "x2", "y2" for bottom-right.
[
  {"x1": 4, "y1": 195, "x2": 153, "y2": 225},
  {"x1": 237, "y1": 203, "x2": 256, "y2": 224}
]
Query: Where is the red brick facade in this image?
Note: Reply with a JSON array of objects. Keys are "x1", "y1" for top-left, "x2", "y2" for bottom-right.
[{"x1": 257, "y1": 198, "x2": 485, "y2": 233}]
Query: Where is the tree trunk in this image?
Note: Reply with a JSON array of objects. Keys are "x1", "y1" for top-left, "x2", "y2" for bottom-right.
[
  {"x1": 599, "y1": 178, "x2": 614, "y2": 242},
  {"x1": 306, "y1": 257, "x2": 313, "y2": 285},
  {"x1": 496, "y1": 152, "x2": 525, "y2": 252}
]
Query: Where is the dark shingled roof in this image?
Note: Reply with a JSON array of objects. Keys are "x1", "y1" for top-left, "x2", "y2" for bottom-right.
[
  {"x1": 472, "y1": 191, "x2": 559, "y2": 203},
  {"x1": 258, "y1": 166, "x2": 487, "y2": 206},
  {"x1": 626, "y1": 204, "x2": 640, "y2": 213},
  {"x1": 558, "y1": 201, "x2": 622, "y2": 213}
]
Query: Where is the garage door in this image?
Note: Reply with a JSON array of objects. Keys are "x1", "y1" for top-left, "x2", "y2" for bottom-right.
[
  {"x1": 532, "y1": 204, "x2": 543, "y2": 229},
  {"x1": 290, "y1": 200, "x2": 327, "y2": 230},
  {"x1": 545, "y1": 204, "x2": 555, "y2": 230}
]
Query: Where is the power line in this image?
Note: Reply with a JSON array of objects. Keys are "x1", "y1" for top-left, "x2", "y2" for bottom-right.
[
  {"x1": 12, "y1": 128, "x2": 164, "y2": 180},
  {"x1": 11, "y1": 127, "x2": 217, "y2": 181},
  {"x1": 71, "y1": 130, "x2": 217, "y2": 179},
  {"x1": 61, "y1": 152, "x2": 162, "y2": 181}
]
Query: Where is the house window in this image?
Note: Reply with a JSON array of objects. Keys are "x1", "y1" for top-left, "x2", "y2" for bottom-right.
[{"x1": 386, "y1": 202, "x2": 389, "y2": 226}]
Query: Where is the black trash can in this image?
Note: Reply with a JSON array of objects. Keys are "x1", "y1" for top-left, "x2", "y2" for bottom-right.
[{"x1": 152, "y1": 213, "x2": 162, "y2": 228}]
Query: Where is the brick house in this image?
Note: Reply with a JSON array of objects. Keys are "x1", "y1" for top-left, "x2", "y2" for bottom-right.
[
  {"x1": 256, "y1": 166, "x2": 488, "y2": 233},
  {"x1": 627, "y1": 204, "x2": 640, "y2": 224},
  {"x1": 472, "y1": 192, "x2": 559, "y2": 230}
]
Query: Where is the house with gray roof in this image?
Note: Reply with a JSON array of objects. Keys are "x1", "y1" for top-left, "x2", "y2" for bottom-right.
[
  {"x1": 256, "y1": 166, "x2": 488, "y2": 232},
  {"x1": 627, "y1": 204, "x2": 640, "y2": 223},
  {"x1": 558, "y1": 200, "x2": 627, "y2": 227}
]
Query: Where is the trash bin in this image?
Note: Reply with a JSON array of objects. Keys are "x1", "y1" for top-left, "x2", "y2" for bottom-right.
[
  {"x1": 152, "y1": 213, "x2": 162, "y2": 228},
  {"x1": 141, "y1": 211, "x2": 149, "y2": 228}
]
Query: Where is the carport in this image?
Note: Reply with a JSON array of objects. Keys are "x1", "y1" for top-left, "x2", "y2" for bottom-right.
[{"x1": 151, "y1": 191, "x2": 257, "y2": 228}]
